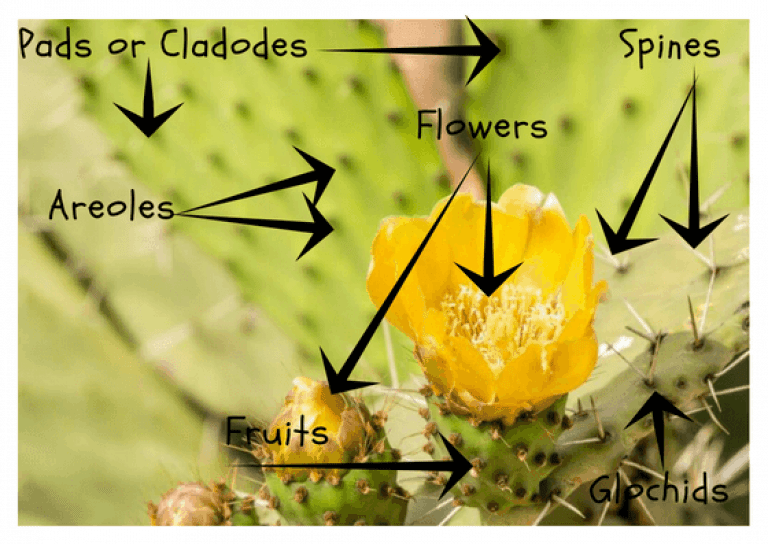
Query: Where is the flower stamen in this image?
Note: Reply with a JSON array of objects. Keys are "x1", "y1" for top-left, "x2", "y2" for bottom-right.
[{"x1": 442, "y1": 283, "x2": 566, "y2": 376}]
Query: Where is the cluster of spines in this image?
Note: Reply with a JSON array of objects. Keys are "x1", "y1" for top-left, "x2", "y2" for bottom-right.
[{"x1": 483, "y1": 317, "x2": 748, "y2": 525}]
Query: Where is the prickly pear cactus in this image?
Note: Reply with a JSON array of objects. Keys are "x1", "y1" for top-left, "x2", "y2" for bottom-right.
[{"x1": 19, "y1": 18, "x2": 748, "y2": 526}]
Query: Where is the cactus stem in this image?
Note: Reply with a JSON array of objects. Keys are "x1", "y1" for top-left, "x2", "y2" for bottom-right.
[
  {"x1": 620, "y1": 459, "x2": 667, "y2": 482},
  {"x1": 714, "y1": 350, "x2": 750, "y2": 380},
  {"x1": 607, "y1": 342, "x2": 646, "y2": 380},
  {"x1": 532, "y1": 500, "x2": 552, "y2": 526},
  {"x1": 589, "y1": 397, "x2": 606, "y2": 441},
  {"x1": 551, "y1": 494, "x2": 586, "y2": 519},
  {"x1": 699, "y1": 398, "x2": 730, "y2": 435},
  {"x1": 438, "y1": 506, "x2": 462, "y2": 526},
  {"x1": 623, "y1": 299, "x2": 655, "y2": 337},
  {"x1": 706, "y1": 378, "x2": 722, "y2": 411},
  {"x1": 618, "y1": 467, "x2": 656, "y2": 525}
]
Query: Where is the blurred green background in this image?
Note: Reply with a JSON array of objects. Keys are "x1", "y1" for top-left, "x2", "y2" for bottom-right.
[{"x1": 18, "y1": 19, "x2": 748, "y2": 525}]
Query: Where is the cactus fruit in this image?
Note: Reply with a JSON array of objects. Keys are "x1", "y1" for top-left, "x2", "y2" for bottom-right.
[
  {"x1": 259, "y1": 378, "x2": 408, "y2": 525},
  {"x1": 148, "y1": 480, "x2": 258, "y2": 526}
]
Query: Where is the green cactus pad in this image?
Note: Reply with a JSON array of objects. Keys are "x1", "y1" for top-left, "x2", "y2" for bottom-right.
[
  {"x1": 264, "y1": 448, "x2": 408, "y2": 526},
  {"x1": 45, "y1": 19, "x2": 449, "y2": 391},
  {"x1": 578, "y1": 207, "x2": 748, "y2": 405},
  {"x1": 482, "y1": 332, "x2": 738, "y2": 525},
  {"x1": 424, "y1": 395, "x2": 570, "y2": 513},
  {"x1": 466, "y1": 20, "x2": 748, "y2": 240}
]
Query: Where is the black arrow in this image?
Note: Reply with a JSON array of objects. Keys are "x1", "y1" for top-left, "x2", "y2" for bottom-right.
[
  {"x1": 181, "y1": 147, "x2": 334, "y2": 214},
  {"x1": 455, "y1": 162, "x2": 522, "y2": 296},
  {"x1": 235, "y1": 433, "x2": 471, "y2": 499},
  {"x1": 114, "y1": 60, "x2": 183, "y2": 137},
  {"x1": 322, "y1": 17, "x2": 499, "y2": 86},
  {"x1": 322, "y1": 154, "x2": 480, "y2": 394},
  {"x1": 596, "y1": 83, "x2": 695, "y2": 255},
  {"x1": 177, "y1": 193, "x2": 332, "y2": 260},
  {"x1": 660, "y1": 75, "x2": 729, "y2": 248},
  {"x1": 624, "y1": 391, "x2": 693, "y2": 467}
]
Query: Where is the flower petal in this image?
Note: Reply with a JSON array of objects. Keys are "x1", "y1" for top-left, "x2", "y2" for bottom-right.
[
  {"x1": 445, "y1": 336, "x2": 496, "y2": 404},
  {"x1": 558, "y1": 308, "x2": 592, "y2": 343},
  {"x1": 366, "y1": 215, "x2": 450, "y2": 337},
  {"x1": 562, "y1": 215, "x2": 595, "y2": 317},
  {"x1": 498, "y1": 184, "x2": 545, "y2": 216},
  {"x1": 495, "y1": 343, "x2": 551, "y2": 405},
  {"x1": 514, "y1": 206, "x2": 575, "y2": 296},
  {"x1": 544, "y1": 335, "x2": 599, "y2": 398},
  {"x1": 415, "y1": 309, "x2": 455, "y2": 396},
  {"x1": 425, "y1": 194, "x2": 529, "y2": 292}
]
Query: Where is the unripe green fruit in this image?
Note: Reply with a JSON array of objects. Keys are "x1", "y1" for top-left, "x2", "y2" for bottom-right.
[
  {"x1": 424, "y1": 394, "x2": 570, "y2": 514},
  {"x1": 264, "y1": 447, "x2": 408, "y2": 525}
]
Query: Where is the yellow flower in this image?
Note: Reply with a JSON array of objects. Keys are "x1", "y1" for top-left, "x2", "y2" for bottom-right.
[
  {"x1": 267, "y1": 377, "x2": 370, "y2": 481},
  {"x1": 366, "y1": 185, "x2": 607, "y2": 425}
]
